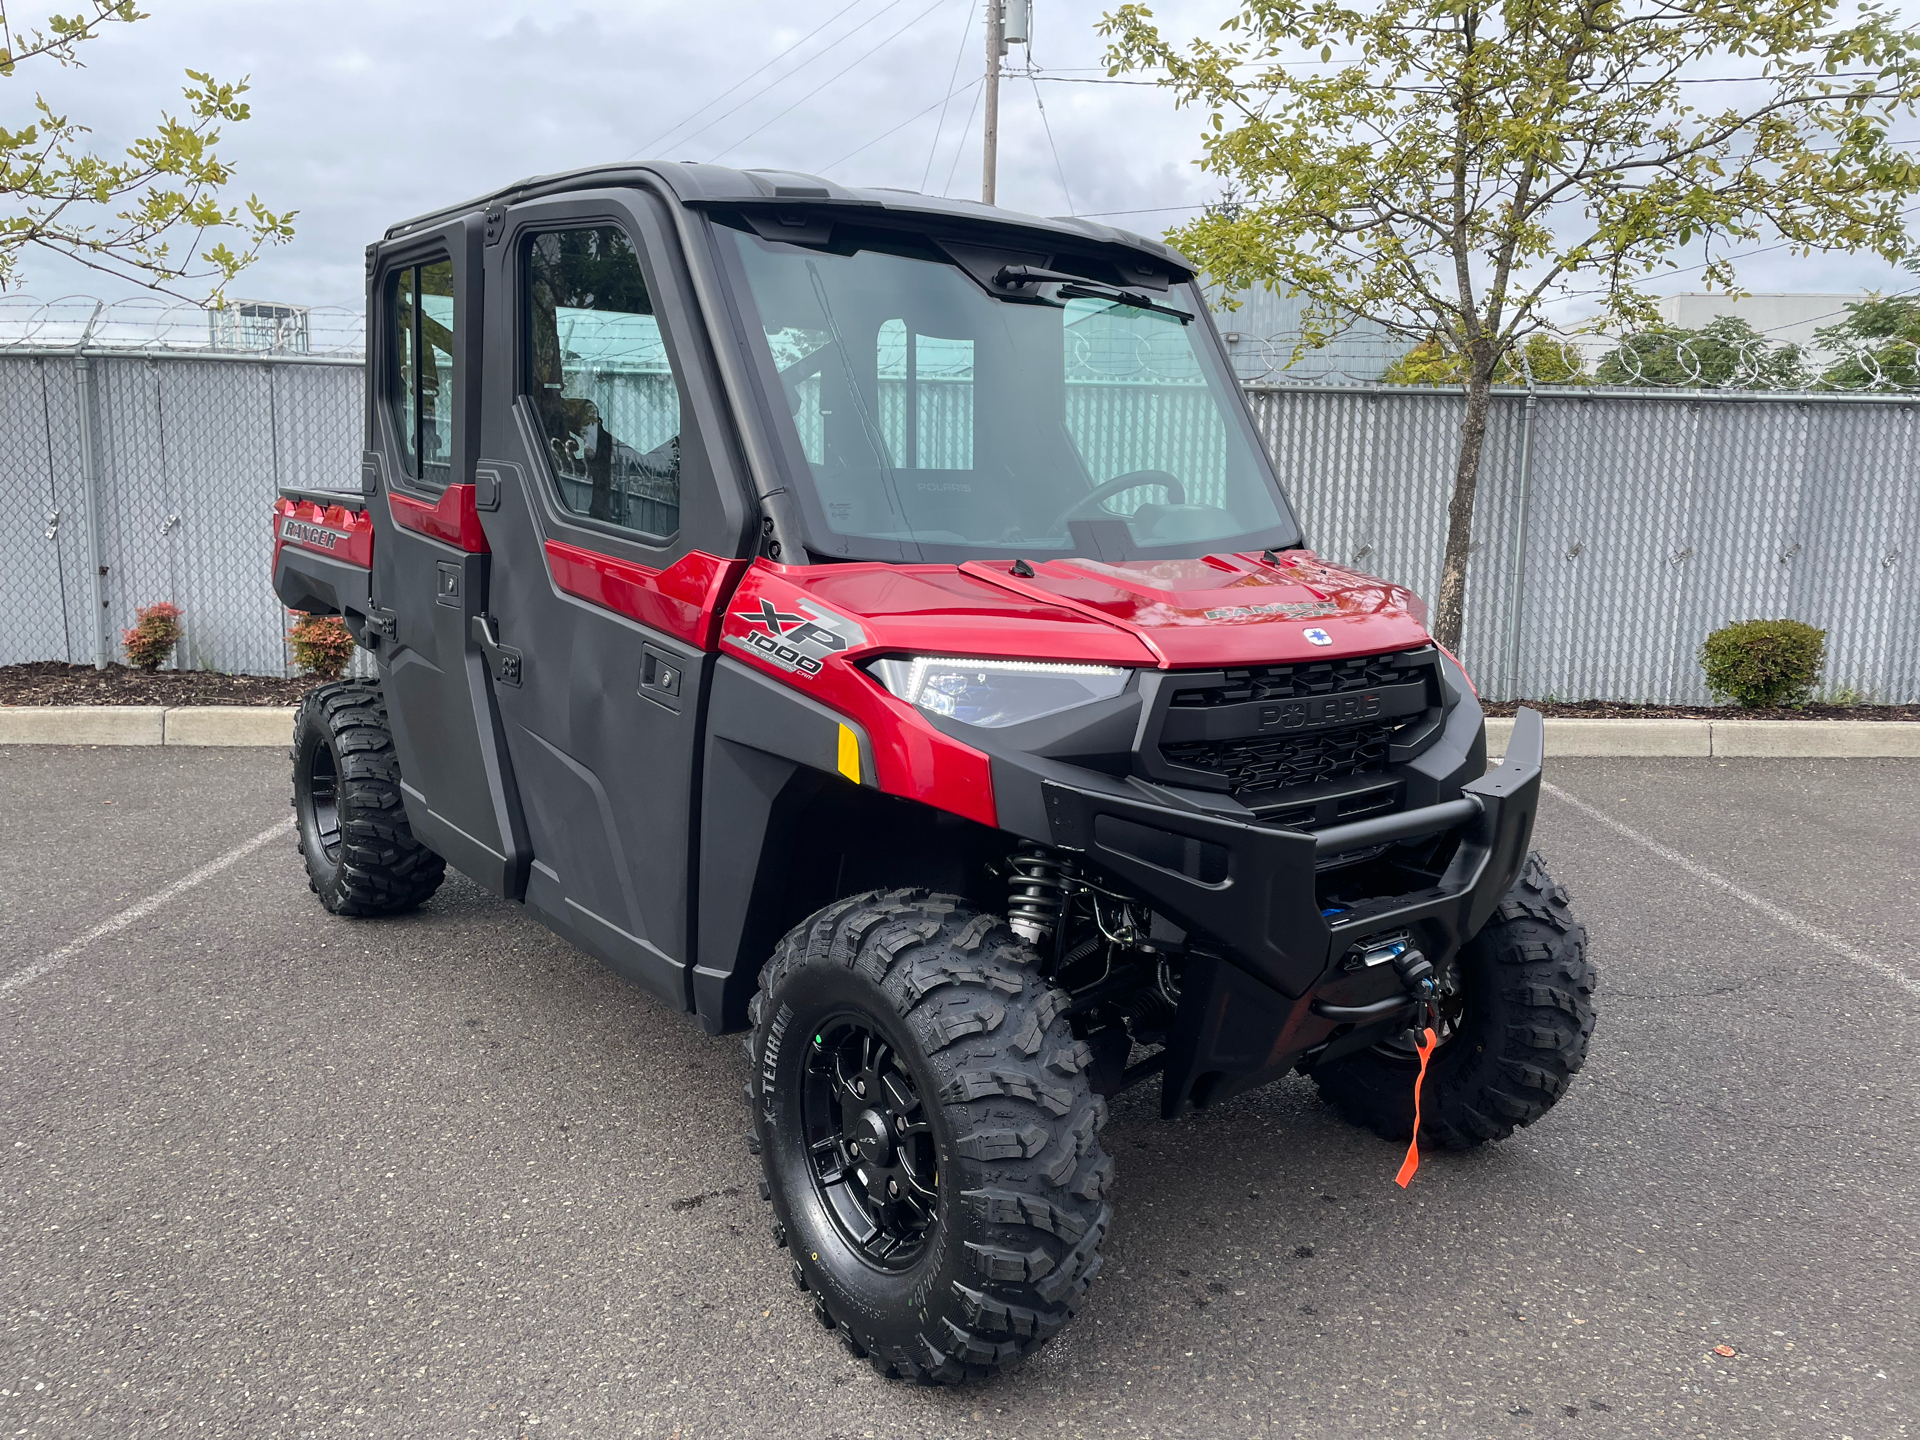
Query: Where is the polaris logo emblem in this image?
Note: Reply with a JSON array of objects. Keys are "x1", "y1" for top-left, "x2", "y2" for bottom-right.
[
  {"x1": 280, "y1": 517, "x2": 345, "y2": 550},
  {"x1": 1303, "y1": 627, "x2": 1334, "y2": 646},
  {"x1": 1261, "y1": 693, "x2": 1382, "y2": 730}
]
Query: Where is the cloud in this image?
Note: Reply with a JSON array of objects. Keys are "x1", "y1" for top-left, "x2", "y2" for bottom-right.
[{"x1": 4, "y1": 0, "x2": 1907, "y2": 311}]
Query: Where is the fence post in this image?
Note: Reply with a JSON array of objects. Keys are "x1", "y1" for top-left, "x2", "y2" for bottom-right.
[
  {"x1": 1501, "y1": 361, "x2": 1538, "y2": 700},
  {"x1": 71, "y1": 304, "x2": 112, "y2": 669}
]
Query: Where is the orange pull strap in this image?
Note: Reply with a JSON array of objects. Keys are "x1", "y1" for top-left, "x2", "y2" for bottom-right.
[{"x1": 1393, "y1": 1027, "x2": 1439, "y2": 1189}]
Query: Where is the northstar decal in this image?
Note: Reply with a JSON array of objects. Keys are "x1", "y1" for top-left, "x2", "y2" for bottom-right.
[{"x1": 1202, "y1": 600, "x2": 1340, "y2": 621}]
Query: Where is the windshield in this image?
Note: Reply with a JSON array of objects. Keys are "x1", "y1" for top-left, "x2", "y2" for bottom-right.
[{"x1": 717, "y1": 220, "x2": 1301, "y2": 563}]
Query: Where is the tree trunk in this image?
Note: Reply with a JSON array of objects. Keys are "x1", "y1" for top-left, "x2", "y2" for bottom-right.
[{"x1": 1432, "y1": 367, "x2": 1497, "y2": 652}]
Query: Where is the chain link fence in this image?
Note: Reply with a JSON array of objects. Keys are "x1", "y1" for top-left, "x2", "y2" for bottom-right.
[
  {"x1": 1248, "y1": 383, "x2": 1917, "y2": 703},
  {"x1": 1, "y1": 304, "x2": 1914, "y2": 703}
]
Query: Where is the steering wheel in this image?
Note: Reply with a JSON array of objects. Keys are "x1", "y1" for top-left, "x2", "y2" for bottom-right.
[{"x1": 1046, "y1": 470, "x2": 1186, "y2": 535}]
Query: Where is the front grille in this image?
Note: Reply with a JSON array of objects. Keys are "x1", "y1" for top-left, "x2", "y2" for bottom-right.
[
  {"x1": 1167, "y1": 651, "x2": 1422, "y2": 709},
  {"x1": 1161, "y1": 720, "x2": 1400, "y2": 799}
]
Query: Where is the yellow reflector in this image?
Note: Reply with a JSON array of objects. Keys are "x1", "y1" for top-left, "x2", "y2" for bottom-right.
[{"x1": 836, "y1": 723, "x2": 860, "y2": 782}]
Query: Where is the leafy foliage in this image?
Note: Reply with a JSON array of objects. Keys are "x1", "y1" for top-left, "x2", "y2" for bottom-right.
[
  {"x1": 1594, "y1": 316, "x2": 1808, "y2": 388},
  {"x1": 287, "y1": 612, "x2": 355, "y2": 680},
  {"x1": 0, "y1": 2, "x2": 294, "y2": 295},
  {"x1": 122, "y1": 598, "x2": 180, "y2": 671},
  {"x1": 1385, "y1": 332, "x2": 1586, "y2": 387},
  {"x1": 1815, "y1": 293, "x2": 1920, "y2": 388},
  {"x1": 1101, "y1": 0, "x2": 1920, "y2": 645},
  {"x1": 1700, "y1": 618, "x2": 1827, "y2": 707}
]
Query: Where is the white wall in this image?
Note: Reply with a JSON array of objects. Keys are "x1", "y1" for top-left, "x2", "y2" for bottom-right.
[{"x1": 1658, "y1": 293, "x2": 1863, "y2": 363}]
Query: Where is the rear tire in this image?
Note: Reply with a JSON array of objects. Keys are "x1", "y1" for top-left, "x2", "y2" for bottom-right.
[
  {"x1": 747, "y1": 890, "x2": 1112, "y2": 1384},
  {"x1": 1312, "y1": 851, "x2": 1594, "y2": 1148},
  {"x1": 291, "y1": 679, "x2": 444, "y2": 916}
]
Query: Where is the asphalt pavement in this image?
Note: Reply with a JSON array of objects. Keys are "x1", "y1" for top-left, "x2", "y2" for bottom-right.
[{"x1": 2, "y1": 746, "x2": 1916, "y2": 1439}]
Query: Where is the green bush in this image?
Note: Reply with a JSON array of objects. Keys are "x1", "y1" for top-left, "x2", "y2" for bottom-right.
[
  {"x1": 122, "y1": 601, "x2": 182, "y2": 671},
  {"x1": 1699, "y1": 619, "x2": 1826, "y2": 708},
  {"x1": 287, "y1": 612, "x2": 356, "y2": 680}
]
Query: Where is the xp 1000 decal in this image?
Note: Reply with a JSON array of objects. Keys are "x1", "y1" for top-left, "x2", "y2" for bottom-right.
[{"x1": 724, "y1": 596, "x2": 867, "y2": 679}]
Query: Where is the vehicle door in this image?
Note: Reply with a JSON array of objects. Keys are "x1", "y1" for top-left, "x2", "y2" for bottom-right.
[
  {"x1": 472, "y1": 188, "x2": 755, "y2": 1011},
  {"x1": 366, "y1": 224, "x2": 528, "y2": 896}
]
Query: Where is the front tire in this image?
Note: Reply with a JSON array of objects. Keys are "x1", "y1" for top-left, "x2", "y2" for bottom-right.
[
  {"x1": 291, "y1": 679, "x2": 445, "y2": 916},
  {"x1": 1313, "y1": 851, "x2": 1595, "y2": 1148},
  {"x1": 748, "y1": 890, "x2": 1112, "y2": 1384}
]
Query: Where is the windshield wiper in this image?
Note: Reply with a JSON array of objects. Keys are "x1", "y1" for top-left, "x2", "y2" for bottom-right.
[{"x1": 991, "y1": 264, "x2": 1193, "y2": 323}]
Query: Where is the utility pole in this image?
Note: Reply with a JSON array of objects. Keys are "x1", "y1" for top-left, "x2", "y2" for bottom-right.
[
  {"x1": 981, "y1": 1, "x2": 1002, "y2": 206},
  {"x1": 981, "y1": 3, "x2": 1030, "y2": 205}
]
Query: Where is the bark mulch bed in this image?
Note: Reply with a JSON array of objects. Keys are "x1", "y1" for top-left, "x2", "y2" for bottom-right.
[
  {"x1": 1481, "y1": 698, "x2": 1920, "y2": 722},
  {"x1": 1, "y1": 662, "x2": 318, "y2": 707}
]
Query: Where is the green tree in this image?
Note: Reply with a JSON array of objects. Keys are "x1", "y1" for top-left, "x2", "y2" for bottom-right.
[
  {"x1": 1384, "y1": 331, "x2": 1586, "y2": 386},
  {"x1": 0, "y1": 2, "x2": 293, "y2": 296},
  {"x1": 1594, "y1": 315, "x2": 1808, "y2": 387},
  {"x1": 1101, "y1": 0, "x2": 1920, "y2": 648},
  {"x1": 1814, "y1": 292, "x2": 1920, "y2": 388}
]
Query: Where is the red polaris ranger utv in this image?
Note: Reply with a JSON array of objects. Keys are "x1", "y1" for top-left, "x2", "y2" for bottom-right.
[{"x1": 271, "y1": 163, "x2": 1594, "y2": 1384}]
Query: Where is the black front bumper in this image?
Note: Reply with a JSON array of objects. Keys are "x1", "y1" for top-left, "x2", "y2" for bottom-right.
[{"x1": 990, "y1": 703, "x2": 1546, "y2": 1117}]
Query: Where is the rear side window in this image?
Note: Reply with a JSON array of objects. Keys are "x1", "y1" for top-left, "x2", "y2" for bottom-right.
[
  {"x1": 385, "y1": 260, "x2": 455, "y2": 488},
  {"x1": 525, "y1": 225, "x2": 681, "y2": 539}
]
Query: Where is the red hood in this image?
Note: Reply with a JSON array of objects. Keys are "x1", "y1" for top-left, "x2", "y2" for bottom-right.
[{"x1": 766, "y1": 551, "x2": 1431, "y2": 669}]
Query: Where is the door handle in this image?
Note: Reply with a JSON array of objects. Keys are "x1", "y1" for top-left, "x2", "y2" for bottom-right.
[{"x1": 471, "y1": 613, "x2": 523, "y2": 687}]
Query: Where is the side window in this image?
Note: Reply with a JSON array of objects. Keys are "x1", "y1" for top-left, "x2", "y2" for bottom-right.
[
  {"x1": 385, "y1": 260, "x2": 455, "y2": 487},
  {"x1": 525, "y1": 226, "x2": 681, "y2": 538}
]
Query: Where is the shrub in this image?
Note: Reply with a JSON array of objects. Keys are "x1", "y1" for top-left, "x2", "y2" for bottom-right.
[
  {"x1": 288, "y1": 612, "x2": 356, "y2": 680},
  {"x1": 122, "y1": 601, "x2": 183, "y2": 671},
  {"x1": 1700, "y1": 619, "x2": 1826, "y2": 708},
  {"x1": 1595, "y1": 316, "x2": 1809, "y2": 389},
  {"x1": 1813, "y1": 294, "x2": 1920, "y2": 391}
]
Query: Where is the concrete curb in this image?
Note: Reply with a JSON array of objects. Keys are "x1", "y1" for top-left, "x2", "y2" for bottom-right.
[
  {"x1": 0, "y1": 706, "x2": 168, "y2": 745},
  {"x1": 162, "y1": 707, "x2": 297, "y2": 747},
  {"x1": 1482, "y1": 715, "x2": 1920, "y2": 758},
  {"x1": 2, "y1": 706, "x2": 1914, "y2": 757},
  {"x1": 2, "y1": 706, "x2": 292, "y2": 747}
]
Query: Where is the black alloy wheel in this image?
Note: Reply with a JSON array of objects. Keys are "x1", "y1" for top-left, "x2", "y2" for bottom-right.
[
  {"x1": 301, "y1": 738, "x2": 343, "y2": 864},
  {"x1": 748, "y1": 890, "x2": 1113, "y2": 1383},
  {"x1": 801, "y1": 1016, "x2": 938, "y2": 1269},
  {"x1": 290, "y1": 679, "x2": 445, "y2": 916}
]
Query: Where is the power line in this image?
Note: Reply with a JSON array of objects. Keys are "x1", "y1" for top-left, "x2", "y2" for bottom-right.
[
  {"x1": 708, "y1": 0, "x2": 952, "y2": 165},
  {"x1": 941, "y1": 72, "x2": 986, "y2": 197},
  {"x1": 922, "y1": 0, "x2": 978, "y2": 192},
  {"x1": 1029, "y1": 74, "x2": 1075, "y2": 215},
  {"x1": 1745, "y1": 280, "x2": 1920, "y2": 335},
  {"x1": 824, "y1": 77, "x2": 982, "y2": 176},
  {"x1": 1076, "y1": 137, "x2": 1920, "y2": 219},
  {"x1": 688, "y1": 0, "x2": 921, "y2": 157},
  {"x1": 1077, "y1": 203, "x2": 1207, "y2": 219},
  {"x1": 625, "y1": 0, "x2": 878, "y2": 160},
  {"x1": 1033, "y1": 68, "x2": 1898, "y2": 89}
]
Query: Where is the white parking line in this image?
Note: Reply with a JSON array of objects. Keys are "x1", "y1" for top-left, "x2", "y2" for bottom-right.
[
  {"x1": 1541, "y1": 780, "x2": 1920, "y2": 1001},
  {"x1": 0, "y1": 818, "x2": 292, "y2": 999}
]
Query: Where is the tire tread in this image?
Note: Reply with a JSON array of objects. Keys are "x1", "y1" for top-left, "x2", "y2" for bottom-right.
[{"x1": 748, "y1": 889, "x2": 1110, "y2": 1385}]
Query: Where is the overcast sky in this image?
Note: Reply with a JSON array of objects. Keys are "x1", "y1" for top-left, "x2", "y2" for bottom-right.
[{"x1": 15, "y1": 0, "x2": 1918, "y2": 326}]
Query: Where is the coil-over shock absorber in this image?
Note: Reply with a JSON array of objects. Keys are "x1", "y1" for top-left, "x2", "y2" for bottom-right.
[{"x1": 1006, "y1": 842, "x2": 1078, "y2": 946}]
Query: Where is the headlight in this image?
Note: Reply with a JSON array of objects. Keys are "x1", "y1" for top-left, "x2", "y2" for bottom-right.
[{"x1": 868, "y1": 655, "x2": 1130, "y2": 728}]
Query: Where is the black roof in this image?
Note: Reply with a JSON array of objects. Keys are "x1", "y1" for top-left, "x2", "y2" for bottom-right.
[{"x1": 381, "y1": 161, "x2": 1192, "y2": 275}]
